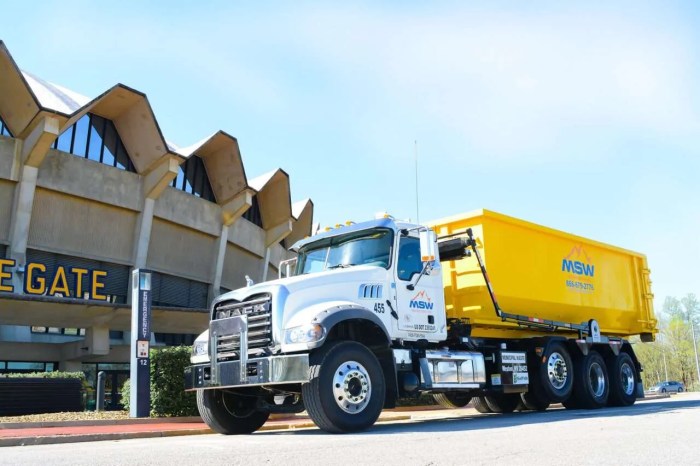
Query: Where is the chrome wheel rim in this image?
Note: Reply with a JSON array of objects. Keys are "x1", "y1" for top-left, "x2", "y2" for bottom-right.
[
  {"x1": 332, "y1": 360, "x2": 371, "y2": 414},
  {"x1": 620, "y1": 362, "x2": 635, "y2": 396},
  {"x1": 547, "y1": 352, "x2": 568, "y2": 390},
  {"x1": 589, "y1": 362, "x2": 606, "y2": 398}
]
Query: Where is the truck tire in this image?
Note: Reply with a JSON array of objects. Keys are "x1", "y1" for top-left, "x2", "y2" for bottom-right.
[
  {"x1": 520, "y1": 391, "x2": 550, "y2": 411},
  {"x1": 197, "y1": 389, "x2": 270, "y2": 435},
  {"x1": 484, "y1": 393, "x2": 520, "y2": 413},
  {"x1": 472, "y1": 396, "x2": 493, "y2": 413},
  {"x1": 606, "y1": 352, "x2": 637, "y2": 407},
  {"x1": 302, "y1": 340, "x2": 385, "y2": 433},
  {"x1": 535, "y1": 342, "x2": 574, "y2": 403},
  {"x1": 432, "y1": 392, "x2": 472, "y2": 409},
  {"x1": 566, "y1": 350, "x2": 609, "y2": 409}
]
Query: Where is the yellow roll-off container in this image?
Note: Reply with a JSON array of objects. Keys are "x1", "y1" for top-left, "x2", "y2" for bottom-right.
[{"x1": 429, "y1": 209, "x2": 657, "y2": 341}]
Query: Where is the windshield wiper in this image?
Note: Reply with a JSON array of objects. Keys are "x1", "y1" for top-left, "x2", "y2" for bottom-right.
[{"x1": 327, "y1": 263, "x2": 356, "y2": 270}]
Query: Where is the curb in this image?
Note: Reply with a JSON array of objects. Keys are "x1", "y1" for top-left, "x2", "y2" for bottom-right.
[
  {"x1": 0, "y1": 416, "x2": 204, "y2": 430},
  {"x1": 0, "y1": 428, "x2": 214, "y2": 447},
  {"x1": 0, "y1": 414, "x2": 412, "y2": 447},
  {"x1": 0, "y1": 414, "x2": 305, "y2": 430}
]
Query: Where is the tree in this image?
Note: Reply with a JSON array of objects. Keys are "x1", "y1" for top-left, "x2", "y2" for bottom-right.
[
  {"x1": 634, "y1": 294, "x2": 699, "y2": 391},
  {"x1": 680, "y1": 294, "x2": 700, "y2": 388}
]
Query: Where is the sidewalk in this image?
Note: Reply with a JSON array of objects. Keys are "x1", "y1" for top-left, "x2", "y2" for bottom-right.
[{"x1": 0, "y1": 408, "x2": 427, "y2": 447}]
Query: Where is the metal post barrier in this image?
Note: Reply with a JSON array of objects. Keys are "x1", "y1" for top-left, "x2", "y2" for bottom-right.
[{"x1": 96, "y1": 371, "x2": 106, "y2": 412}]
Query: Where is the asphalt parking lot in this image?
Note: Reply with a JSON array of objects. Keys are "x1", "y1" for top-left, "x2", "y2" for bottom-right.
[{"x1": 2, "y1": 393, "x2": 698, "y2": 466}]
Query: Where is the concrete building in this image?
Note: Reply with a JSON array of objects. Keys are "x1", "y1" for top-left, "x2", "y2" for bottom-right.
[{"x1": 0, "y1": 41, "x2": 313, "y2": 406}]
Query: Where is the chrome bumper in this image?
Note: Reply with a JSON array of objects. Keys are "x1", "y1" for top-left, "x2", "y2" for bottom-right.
[{"x1": 184, "y1": 354, "x2": 310, "y2": 391}]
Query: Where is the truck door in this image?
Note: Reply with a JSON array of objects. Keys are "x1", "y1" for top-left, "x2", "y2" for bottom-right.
[{"x1": 393, "y1": 234, "x2": 446, "y2": 337}]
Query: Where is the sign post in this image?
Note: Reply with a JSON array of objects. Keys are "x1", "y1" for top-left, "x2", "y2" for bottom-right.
[{"x1": 130, "y1": 269, "x2": 152, "y2": 417}]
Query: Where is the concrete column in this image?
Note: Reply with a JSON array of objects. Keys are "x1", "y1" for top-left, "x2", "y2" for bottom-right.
[
  {"x1": 129, "y1": 156, "x2": 179, "y2": 303},
  {"x1": 60, "y1": 325, "x2": 110, "y2": 361},
  {"x1": 132, "y1": 198, "x2": 155, "y2": 269},
  {"x1": 208, "y1": 190, "x2": 253, "y2": 303},
  {"x1": 8, "y1": 165, "x2": 38, "y2": 267},
  {"x1": 261, "y1": 220, "x2": 293, "y2": 282},
  {"x1": 209, "y1": 224, "x2": 230, "y2": 302},
  {"x1": 6, "y1": 115, "x2": 59, "y2": 291},
  {"x1": 60, "y1": 360, "x2": 83, "y2": 372}
]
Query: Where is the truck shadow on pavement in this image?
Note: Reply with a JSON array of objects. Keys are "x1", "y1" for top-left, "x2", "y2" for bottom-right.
[{"x1": 260, "y1": 398, "x2": 700, "y2": 436}]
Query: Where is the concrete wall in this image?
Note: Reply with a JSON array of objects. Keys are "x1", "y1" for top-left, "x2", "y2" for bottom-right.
[
  {"x1": 38, "y1": 149, "x2": 142, "y2": 211},
  {"x1": 0, "y1": 137, "x2": 14, "y2": 179},
  {"x1": 154, "y1": 187, "x2": 220, "y2": 237},
  {"x1": 147, "y1": 218, "x2": 217, "y2": 283},
  {"x1": 221, "y1": 243, "x2": 262, "y2": 290},
  {"x1": 0, "y1": 180, "x2": 14, "y2": 243},
  {"x1": 229, "y1": 217, "x2": 265, "y2": 257},
  {"x1": 28, "y1": 188, "x2": 136, "y2": 264}
]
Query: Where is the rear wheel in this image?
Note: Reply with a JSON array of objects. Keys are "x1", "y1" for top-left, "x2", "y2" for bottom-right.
[
  {"x1": 472, "y1": 396, "x2": 493, "y2": 413},
  {"x1": 567, "y1": 350, "x2": 609, "y2": 409},
  {"x1": 531, "y1": 342, "x2": 574, "y2": 403},
  {"x1": 433, "y1": 392, "x2": 472, "y2": 409},
  {"x1": 520, "y1": 391, "x2": 550, "y2": 411},
  {"x1": 678, "y1": 387, "x2": 683, "y2": 393},
  {"x1": 302, "y1": 341, "x2": 385, "y2": 433},
  {"x1": 607, "y1": 352, "x2": 637, "y2": 407},
  {"x1": 484, "y1": 393, "x2": 520, "y2": 413},
  {"x1": 197, "y1": 389, "x2": 270, "y2": 434}
]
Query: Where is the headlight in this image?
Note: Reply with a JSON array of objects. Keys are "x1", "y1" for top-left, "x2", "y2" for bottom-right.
[
  {"x1": 284, "y1": 324, "x2": 325, "y2": 344},
  {"x1": 190, "y1": 331, "x2": 209, "y2": 364},
  {"x1": 192, "y1": 340, "x2": 208, "y2": 356}
]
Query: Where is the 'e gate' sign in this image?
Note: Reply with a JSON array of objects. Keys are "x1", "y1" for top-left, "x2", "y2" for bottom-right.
[{"x1": 0, "y1": 259, "x2": 109, "y2": 300}]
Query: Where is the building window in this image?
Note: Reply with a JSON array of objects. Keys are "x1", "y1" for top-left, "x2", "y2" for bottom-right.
[
  {"x1": 0, "y1": 114, "x2": 12, "y2": 137},
  {"x1": 31, "y1": 326, "x2": 86, "y2": 336},
  {"x1": 0, "y1": 361, "x2": 56, "y2": 374},
  {"x1": 52, "y1": 113, "x2": 135, "y2": 172},
  {"x1": 243, "y1": 195, "x2": 263, "y2": 227},
  {"x1": 151, "y1": 272, "x2": 209, "y2": 309},
  {"x1": 170, "y1": 155, "x2": 216, "y2": 202},
  {"x1": 154, "y1": 333, "x2": 196, "y2": 346}
]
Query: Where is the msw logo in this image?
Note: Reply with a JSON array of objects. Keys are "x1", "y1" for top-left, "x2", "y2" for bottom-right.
[
  {"x1": 409, "y1": 290, "x2": 434, "y2": 310},
  {"x1": 562, "y1": 244, "x2": 595, "y2": 277},
  {"x1": 561, "y1": 260, "x2": 595, "y2": 277}
]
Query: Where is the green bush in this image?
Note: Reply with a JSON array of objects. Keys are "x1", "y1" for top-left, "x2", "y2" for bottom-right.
[
  {"x1": 120, "y1": 345, "x2": 197, "y2": 417},
  {"x1": 2, "y1": 371, "x2": 86, "y2": 380}
]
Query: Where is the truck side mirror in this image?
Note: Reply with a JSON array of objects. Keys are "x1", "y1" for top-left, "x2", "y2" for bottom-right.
[{"x1": 419, "y1": 229, "x2": 437, "y2": 263}]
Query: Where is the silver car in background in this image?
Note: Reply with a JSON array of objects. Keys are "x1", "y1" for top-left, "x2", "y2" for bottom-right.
[{"x1": 648, "y1": 381, "x2": 685, "y2": 394}]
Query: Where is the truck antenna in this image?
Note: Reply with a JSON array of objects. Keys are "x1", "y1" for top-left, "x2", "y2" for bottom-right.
[{"x1": 414, "y1": 140, "x2": 419, "y2": 223}]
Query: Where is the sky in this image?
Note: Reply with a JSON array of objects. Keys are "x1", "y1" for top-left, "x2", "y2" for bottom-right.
[{"x1": 2, "y1": 1, "x2": 698, "y2": 312}]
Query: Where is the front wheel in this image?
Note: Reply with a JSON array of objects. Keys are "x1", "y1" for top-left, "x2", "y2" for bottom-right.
[
  {"x1": 302, "y1": 341, "x2": 385, "y2": 433},
  {"x1": 197, "y1": 389, "x2": 270, "y2": 435},
  {"x1": 677, "y1": 388, "x2": 683, "y2": 393}
]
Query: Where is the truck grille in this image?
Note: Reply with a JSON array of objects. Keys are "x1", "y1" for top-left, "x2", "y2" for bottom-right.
[{"x1": 213, "y1": 295, "x2": 272, "y2": 361}]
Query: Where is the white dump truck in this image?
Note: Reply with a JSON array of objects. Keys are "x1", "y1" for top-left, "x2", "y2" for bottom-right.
[{"x1": 184, "y1": 210, "x2": 657, "y2": 434}]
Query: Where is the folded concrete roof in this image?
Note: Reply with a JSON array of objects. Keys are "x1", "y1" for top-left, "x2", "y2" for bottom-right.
[{"x1": 0, "y1": 39, "x2": 312, "y2": 231}]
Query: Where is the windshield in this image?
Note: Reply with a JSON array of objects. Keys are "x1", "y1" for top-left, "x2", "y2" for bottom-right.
[{"x1": 296, "y1": 228, "x2": 394, "y2": 275}]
